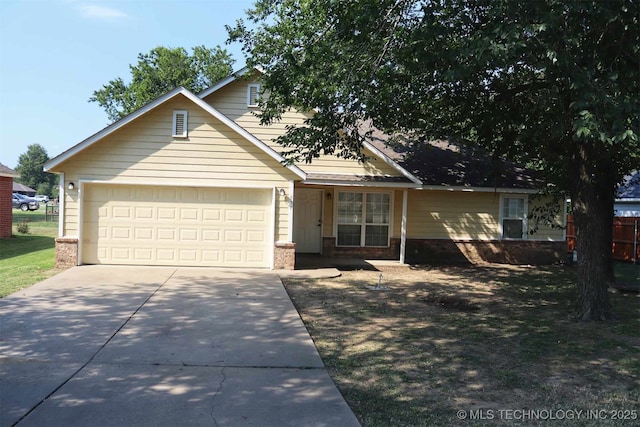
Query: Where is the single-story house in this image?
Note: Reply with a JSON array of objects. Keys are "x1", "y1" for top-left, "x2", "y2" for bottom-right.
[
  {"x1": 13, "y1": 182, "x2": 36, "y2": 196},
  {"x1": 44, "y1": 68, "x2": 566, "y2": 269},
  {"x1": 615, "y1": 172, "x2": 640, "y2": 217},
  {"x1": 0, "y1": 163, "x2": 19, "y2": 239}
]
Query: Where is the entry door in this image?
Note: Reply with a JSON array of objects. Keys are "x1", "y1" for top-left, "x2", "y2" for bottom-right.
[{"x1": 293, "y1": 189, "x2": 323, "y2": 253}]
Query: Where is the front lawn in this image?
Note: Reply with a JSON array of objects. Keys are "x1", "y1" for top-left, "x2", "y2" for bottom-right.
[
  {"x1": 0, "y1": 209, "x2": 58, "y2": 297},
  {"x1": 283, "y1": 265, "x2": 639, "y2": 426}
]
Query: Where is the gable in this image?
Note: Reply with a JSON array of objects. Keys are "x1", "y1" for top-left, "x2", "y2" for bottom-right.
[
  {"x1": 52, "y1": 95, "x2": 300, "y2": 186},
  {"x1": 202, "y1": 74, "x2": 417, "y2": 183}
]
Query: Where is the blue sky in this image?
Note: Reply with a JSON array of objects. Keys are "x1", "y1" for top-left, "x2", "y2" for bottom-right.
[{"x1": 0, "y1": 0, "x2": 255, "y2": 169}]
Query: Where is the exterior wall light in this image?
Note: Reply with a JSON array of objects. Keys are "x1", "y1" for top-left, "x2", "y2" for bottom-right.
[{"x1": 67, "y1": 182, "x2": 75, "y2": 190}]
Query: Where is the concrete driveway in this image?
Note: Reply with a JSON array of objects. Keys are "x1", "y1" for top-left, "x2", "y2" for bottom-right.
[{"x1": 0, "y1": 266, "x2": 360, "y2": 427}]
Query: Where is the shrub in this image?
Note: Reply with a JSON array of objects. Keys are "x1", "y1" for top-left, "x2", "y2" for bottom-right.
[{"x1": 16, "y1": 219, "x2": 30, "y2": 234}]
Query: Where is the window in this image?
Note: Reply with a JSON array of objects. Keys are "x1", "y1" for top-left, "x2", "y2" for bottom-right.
[
  {"x1": 172, "y1": 110, "x2": 188, "y2": 138},
  {"x1": 337, "y1": 192, "x2": 390, "y2": 247},
  {"x1": 247, "y1": 84, "x2": 260, "y2": 107},
  {"x1": 501, "y1": 196, "x2": 527, "y2": 239}
]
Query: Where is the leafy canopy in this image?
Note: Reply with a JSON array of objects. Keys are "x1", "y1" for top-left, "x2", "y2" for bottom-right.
[
  {"x1": 229, "y1": 0, "x2": 639, "y2": 320},
  {"x1": 229, "y1": 0, "x2": 638, "y2": 186},
  {"x1": 90, "y1": 46, "x2": 235, "y2": 122},
  {"x1": 15, "y1": 144, "x2": 57, "y2": 194}
]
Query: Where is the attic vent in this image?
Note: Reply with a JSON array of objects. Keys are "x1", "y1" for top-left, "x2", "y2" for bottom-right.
[
  {"x1": 172, "y1": 110, "x2": 188, "y2": 138},
  {"x1": 247, "y1": 84, "x2": 260, "y2": 107}
]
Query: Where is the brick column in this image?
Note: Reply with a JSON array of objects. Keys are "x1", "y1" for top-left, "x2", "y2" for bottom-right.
[
  {"x1": 55, "y1": 237, "x2": 78, "y2": 269},
  {"x1": 0, "y1": 177, "x2": 12, "y2": 239},
  {"x1": 274, "y1": 241, "x2": 296, "y2": 270}
]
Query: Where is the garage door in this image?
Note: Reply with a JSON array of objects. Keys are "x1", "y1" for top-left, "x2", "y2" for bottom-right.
[{"x1": 82, "y1": 185, "x2": 272, "y2": 267}]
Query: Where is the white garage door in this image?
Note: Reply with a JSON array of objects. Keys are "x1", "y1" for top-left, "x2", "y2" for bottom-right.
[{"x1": 82, "y1": 185, "x2": 272, "y2": 267}]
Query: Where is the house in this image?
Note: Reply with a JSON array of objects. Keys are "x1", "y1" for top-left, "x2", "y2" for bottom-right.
[
  {"x1": 44, "y1": 68, "x2": 566, "y2": 269},
  {"x1": 0, "y1": 163, "x2": 19, "y2": 239},
  {"x1": 12, "y1": 182, "x2": 36, "y2": 196},
  {"x1": 615, "y1": 172, "x2": 640, "y2": 217}
]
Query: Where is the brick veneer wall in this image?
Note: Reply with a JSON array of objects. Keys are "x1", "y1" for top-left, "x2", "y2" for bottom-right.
[
  {"x1": 319, "y1": 236, "x2": 564, "y2": 265},
  {"x1": 322, "y1": 237, "x2": 401, "y2": 259},
  {"x1": 405, "y1": 239, "x2": 566, "y2": 265},
  {"x1": 274, "y1": 241, "x2": 296, "y2": 270},
  {"x1": 55, "y1": 237, "x2": 78, "y2": 269},
  {"x1": 0, "y1": 177, "x2": 12, "y2": 239}
]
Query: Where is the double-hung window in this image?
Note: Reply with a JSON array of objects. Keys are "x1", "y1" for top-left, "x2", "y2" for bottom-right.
[
  {"x1": 337, "y1": 192, "x2": 390, "y2": 246},
  {"x1": 501, "y1": 196, "x2": 527, "y2": 239}
]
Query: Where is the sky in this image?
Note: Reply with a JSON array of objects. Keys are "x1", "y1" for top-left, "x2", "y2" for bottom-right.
[{"x1": 0, "y1": 0, "x2": 256, "y2": 169}]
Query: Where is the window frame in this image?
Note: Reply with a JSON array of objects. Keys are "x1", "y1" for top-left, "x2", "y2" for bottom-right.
[
  {"x1": 499, "y1": 194, "x2": 528, "y2": 240},
  {"x1": 247, "y1": 84, "x2": 261, "y2": 107},
  {"x1": 335, "y1": 190, "x2": 393, "y2": 247},
  {"x1": 172, "y1": 110, "x2": 188, "y2": 138}
]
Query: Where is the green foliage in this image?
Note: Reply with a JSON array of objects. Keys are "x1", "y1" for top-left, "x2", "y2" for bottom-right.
[
  {"x1": 15, "y1": 144, "x2": 57, "y2": 190},
  {"x1": 16, "y1": 219, "x2": 30, "y2": 234},
  {"x1": 230, "y1": 0, "x2": 639, "y2": 319},
  {"x1": 90, "y1": 46, "x2": 235, "y2": 122}
]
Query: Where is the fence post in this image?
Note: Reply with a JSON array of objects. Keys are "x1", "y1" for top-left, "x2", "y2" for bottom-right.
[{"x1": 635, "y1": 220, "x2": 638, "y2": 265}]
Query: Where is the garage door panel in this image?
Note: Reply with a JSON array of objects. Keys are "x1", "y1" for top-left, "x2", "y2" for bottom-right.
[{"x1": 82, "y1": 185, "x2": 271, "y2": 267}]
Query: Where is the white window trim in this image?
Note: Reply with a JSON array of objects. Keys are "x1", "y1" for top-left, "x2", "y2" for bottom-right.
[
  {"x1": 172, "y1": 110, "x2": 188, "y2": 138},
  {"x1": 499, "y1": 194, "x2": 528, "y2": 240},
  {"x1": 334, "y1": 190, "x2": 394, "y2": 247},
  {"x1": 247, "y1": 84, "x2": 260, "y2": 107}
]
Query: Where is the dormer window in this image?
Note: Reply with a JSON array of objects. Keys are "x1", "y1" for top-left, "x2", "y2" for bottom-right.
[
  {"x1": 247, "y1": 84, "x2": 260, "y2": 107},
  {"x1": 172, "y1": 110, "x2": 188, "y2": 138}
]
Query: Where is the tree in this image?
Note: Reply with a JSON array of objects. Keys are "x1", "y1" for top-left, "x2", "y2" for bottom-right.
[
  {"x1": 15, "y1": 144, "x2": 57, "y2": 193},
  {"x1": 228, "y1": 0, "x2": 639, "y2": 320},
  {"x1": 90, "y1": 46, "x2": 235, "y2": 122}
]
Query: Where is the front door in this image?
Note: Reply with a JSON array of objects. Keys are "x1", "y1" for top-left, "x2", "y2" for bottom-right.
[{"x1": 293, "y1": 189, "x2": 323, "y2": 253}]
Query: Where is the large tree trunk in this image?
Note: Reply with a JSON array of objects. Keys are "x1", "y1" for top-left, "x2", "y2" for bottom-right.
[{"x1": 570, "y1": 144, "x2": 615, "y2": 321}]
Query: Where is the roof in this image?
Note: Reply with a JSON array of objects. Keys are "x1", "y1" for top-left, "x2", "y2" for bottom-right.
[
  {"x1": 198, "y1": 66, "x2": 264, "y2": 98},
  {"x1": 0, "y1": 162, "x2": 19, "y2": 178},
  {"x1": 44, "y1": 87, "x2": 306, "y2": 180},
  {"x1": 13, "y1": 182, "x2": 35, "y2": 192},
  {"x1": 364, "y1": 127, "x2": 540, "y2": 190},
  {"x1": 617, "y1": 172, "x2": 640, "y2": 200}
]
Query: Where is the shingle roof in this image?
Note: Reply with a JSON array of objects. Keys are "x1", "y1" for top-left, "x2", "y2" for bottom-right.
[
  {"x1": 364, "y1": 128, "x2": 540, "y2": 190},
  {"x1": 617, "y1": 172, "x2": 640, "y2": 199},
  {"x1": 0, "y1": 162, "x2": 18, "y2": 178}
]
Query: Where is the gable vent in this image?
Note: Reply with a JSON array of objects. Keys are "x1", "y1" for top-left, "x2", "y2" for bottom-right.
[
  {"x1": 172, "y1": 110, "x2": 188, "y2": 138},
  {"x1": 247, "y1": 84, "x2": 260, "y2": 107}
]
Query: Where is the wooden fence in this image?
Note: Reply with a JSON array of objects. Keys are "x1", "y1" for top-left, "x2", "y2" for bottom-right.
[{"x1": 566, "y1": 215, "x2": 639, "y2": 263}]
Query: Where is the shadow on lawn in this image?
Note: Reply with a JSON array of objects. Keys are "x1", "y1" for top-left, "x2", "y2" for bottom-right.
[
  {"x1": 283, "y1": 265, "x2": 640, "y2": 426},
  {"x1": 0, "y1": 234, "x2": 55, "y2": 260}
]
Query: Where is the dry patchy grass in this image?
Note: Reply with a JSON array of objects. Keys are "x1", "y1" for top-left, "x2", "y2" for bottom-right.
[{"x1": 283, "y1": 264, "x2": 639, "y2": 426}]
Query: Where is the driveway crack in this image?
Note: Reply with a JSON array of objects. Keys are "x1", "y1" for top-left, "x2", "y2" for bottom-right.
[
  {"x1": 11, "y1": 268, "x2": 179, "y2": 427},
  {"x1": 210, "y1": 366, "x2": 227, "y2": 427}
]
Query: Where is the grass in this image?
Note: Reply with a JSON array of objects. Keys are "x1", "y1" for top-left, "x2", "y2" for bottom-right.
[
  {"x1": 283, "y1": 264, "x2": 640, "y2": 426},
  {"x1": 0, "y1": 208, "x2": 59, "y2": 297},
  {"x1": 615, "y1": 261, "x2": 640, "y2": 284}
]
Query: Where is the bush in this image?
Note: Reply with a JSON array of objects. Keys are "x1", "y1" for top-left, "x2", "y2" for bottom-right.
[{"x1": 16, "y1": 219, "x2": 30, "y2": 234}]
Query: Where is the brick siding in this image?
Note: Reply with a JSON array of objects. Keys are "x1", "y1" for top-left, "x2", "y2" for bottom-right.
[
  {"x1": 0, "y1": 177, "x2": 12, "y2": 239},
  {"x1": 274, "y1": 241, "x2": 296, "y2": 270}
]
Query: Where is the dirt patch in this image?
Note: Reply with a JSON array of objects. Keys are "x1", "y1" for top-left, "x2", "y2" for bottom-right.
[{"x1": 283, "y1": 264, "x2": 640, "y2": 426}]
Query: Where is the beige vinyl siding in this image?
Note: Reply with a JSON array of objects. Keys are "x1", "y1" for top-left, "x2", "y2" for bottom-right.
[
  {"x1": 407, "y1": 190, "x2": 566, "y2": 241},
  {"x1": 205, "y1": 80, "x2": 404, "y2": 177},
  {"x1": 528, "y1": 196, "x2": 565, "y2": 241},
  {"x1": 407, "y1": 191, "x2": 501, "y2": 240},
  {"x1": 57, "y1": 95, "x2": 295, "y2": 237}
]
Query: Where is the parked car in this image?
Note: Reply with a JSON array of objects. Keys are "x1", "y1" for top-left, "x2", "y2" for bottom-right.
[
  {"x1": 35, "y1": 194, "x2": 50, "y2": 203},
  {"x1": 12, "y1": 193, "x2": 40, "y2": 211}
]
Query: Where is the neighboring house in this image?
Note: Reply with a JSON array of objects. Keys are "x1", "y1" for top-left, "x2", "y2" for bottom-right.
[
  {"x1": 12, "y1": 182, "x2": 36, "y2": 196},
  {"x1": 0, "y1": 163, "x2": 19, "y2": 239},
  {"x1": 615, "y1": 172, "x2": 640, "y2": 217},
  {"x1": 44, "y1": 68, "x2": 566, "y2": 269}
]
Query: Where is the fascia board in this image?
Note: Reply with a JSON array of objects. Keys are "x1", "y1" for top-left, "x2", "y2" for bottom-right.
[
  {"x1": 362, "y1": 141, "x2": 422, "y2": 184},
  {"x1": 44, "y1": 87, "x2": 186, "y2": 171},
  {"x1": 181, "y1": 91, "x2": 306, "y2": 180}
]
